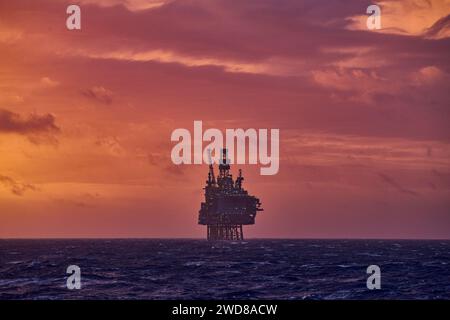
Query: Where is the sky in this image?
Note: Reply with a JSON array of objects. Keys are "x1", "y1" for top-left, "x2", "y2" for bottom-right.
[{"x1": 0, "y1": 0, "x2": 449, "y2": 238}]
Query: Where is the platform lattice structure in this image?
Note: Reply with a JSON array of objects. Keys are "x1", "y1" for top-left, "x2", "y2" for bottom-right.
[
  {"x1": 198, "y1": 149, "x2": 263, "y2": 240},
  {"x1": 207, "y1": 225, "x2": 244, "y2": 241}
]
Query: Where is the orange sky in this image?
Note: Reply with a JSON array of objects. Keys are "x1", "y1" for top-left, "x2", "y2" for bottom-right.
[{"x1": 0, "y1": 0, "x2": 449, "y2": 238}]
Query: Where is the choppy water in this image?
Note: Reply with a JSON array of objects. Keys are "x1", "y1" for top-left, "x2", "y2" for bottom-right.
[{"x1": 0, "y1": 239, "x2": 449, "y2": 299}]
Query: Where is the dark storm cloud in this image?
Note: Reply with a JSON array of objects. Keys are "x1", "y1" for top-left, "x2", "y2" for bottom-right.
[{"x1": 0, "y1": 108, "x2": 60, "y2": 136}]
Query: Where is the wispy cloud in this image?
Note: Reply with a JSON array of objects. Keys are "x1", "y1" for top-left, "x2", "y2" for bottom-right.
[
  {"x1": 82, "y1": 86, "x2": 114, "y2": 105},
  {"x1": 79, "y1": 49, "x2": 282, "y2": 75},
  {"x1": 78, "y1": 0, "x2": 171, "y2": 11},
  {"x1": 40, "y1": 77, "x2": 60, "y2": 88},
  {"x1": 0, "y1": 174, "x2": 37, "y2": 196},
  {"x1": 378, "y1": 172, "x2": 420, "y2": 196}
]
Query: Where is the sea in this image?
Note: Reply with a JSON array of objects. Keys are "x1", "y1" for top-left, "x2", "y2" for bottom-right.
[{"x1": 0, "y1": 239, "x2": 449, "y2": 300}]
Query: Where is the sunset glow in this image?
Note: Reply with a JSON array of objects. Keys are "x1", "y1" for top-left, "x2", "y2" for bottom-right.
[{"x1": 0, "y1": 0, "x2": 449, "y2": 238}]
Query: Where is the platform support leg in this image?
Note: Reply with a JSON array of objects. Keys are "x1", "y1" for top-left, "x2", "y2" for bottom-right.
[{"x1": 207, "y1": 224, "x2": 244, "y2": 240}]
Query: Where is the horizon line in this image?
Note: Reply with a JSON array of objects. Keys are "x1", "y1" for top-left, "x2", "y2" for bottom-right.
[{"x1": 1, "y1": 237, "x2": 449, "y2": 241}]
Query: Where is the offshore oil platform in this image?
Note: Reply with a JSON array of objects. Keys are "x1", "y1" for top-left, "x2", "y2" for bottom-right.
[{"x1": 198, "y1": 149, "x2": 263, "y2": 240}]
